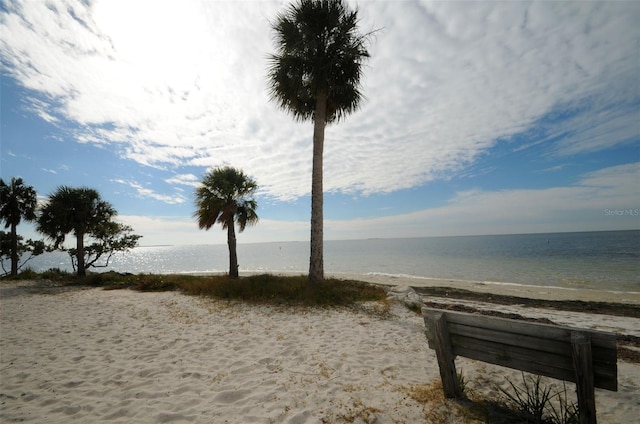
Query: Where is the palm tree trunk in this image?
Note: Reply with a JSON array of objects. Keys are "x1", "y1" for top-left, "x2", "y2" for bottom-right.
[
  {"x1": 76, "y1": 231, "x2": 86, "y2": 277},
  {"x1": 227, "y1": 220, "x2": 239, "y2": 278},
  {"x1": 309, "y1": 91, "x2": 327, "y2": 285},
  {"x1": 10, "y1": 223, "x2": 18, "y2": 276}
]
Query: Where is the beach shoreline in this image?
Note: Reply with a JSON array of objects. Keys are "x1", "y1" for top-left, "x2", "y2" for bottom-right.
[
  {"x1": 186, "y1": 270, "x2": 640, "y2": 305},
  {"x1": 1, "y1": 278, "x2": 639, "y2": 423},
  {"x1": 332, "y1": 272, "x2": 640, "y2": 305}
]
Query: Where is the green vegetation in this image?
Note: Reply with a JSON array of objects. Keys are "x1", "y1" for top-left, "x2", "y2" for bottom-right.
[
  {"x1": 1, "y1": 179, "x2": 143, "y2": 277},
  {"x1": 194, "y1": 166, "x2": 258, "y2": 279},
  {"x1": 37, "y1": 186, "x2": 141, "y2": 277},
  {"x1": 0, "y1": 177, "x2": 42, "y2": 276},
  {"x1": 126, "y1": 273, "x2": 386, "y2": 307},
  {"x1": 497, "y1": 373, "x2": 579, "y2": 424},
  {"x1": 268, "y1": 0, "x2": 372, "y2": 285},
  {"x1": 4, "y1": 270, "x2": 387, "y2": 307},
  {"x1": 403, "y1": 371, "x2": 579, "y2": 424}
]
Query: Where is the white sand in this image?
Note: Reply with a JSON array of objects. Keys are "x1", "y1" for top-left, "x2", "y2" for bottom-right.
[{"x1": 1, "y1": 280, "x2": 638, "y2": 423}]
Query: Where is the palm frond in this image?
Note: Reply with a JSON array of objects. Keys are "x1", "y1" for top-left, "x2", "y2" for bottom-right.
[
  {"x1": 267, "y1": 0, "x2": 372, "y2": 124},
  {"x1": 194, "y1": 166, "x2": 258, "y2": 233},
  {"x1": 0, "y1": 177, "x2": 38, "y2": 228}
]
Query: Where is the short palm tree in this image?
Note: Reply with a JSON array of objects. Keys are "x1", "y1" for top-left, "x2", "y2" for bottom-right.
[
  {"x1": 0, "y1": 177, "x2": 38, "y2": 276},
  {"x1": 194, "y1": 166, "x2": 258, "y2": 278},
  {"x1": 268, "y1": 0, "x2": 371, "y2": 284},
  {"x1": 37, "y1": 186, "x2": 115, "y2": 277}
]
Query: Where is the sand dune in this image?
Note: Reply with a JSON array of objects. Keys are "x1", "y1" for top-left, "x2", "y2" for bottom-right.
[{"x1": 1, "y1": 280, "x2": 638, "y2": 423}]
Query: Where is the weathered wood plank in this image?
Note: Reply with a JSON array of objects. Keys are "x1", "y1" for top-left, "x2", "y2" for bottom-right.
[
  {"x1": 426, "y1": 309, "x2": 617, "y2": 350},
  {"x1": 422, "y1": 308, "x2": 617, "y2": 391},
  {"x1": 572, "y1": 332, "x2": 597, "y2": 424},
  {"x1": 428, "y1": 323, "x2": 616, "y2": 367},
  {"x1": 429, "y1": 312, "x2": 462, "y2": 398},
  {"x1": 448, "y1": 322, "x2": 572, "y2": 355},
  {"x1": 454, "y1": 344, "x2": 576, "y2": 382},
  {"x1": 445, "y1": 328, "x2": 616, "y2": 390},
  {"x1": 450, "y1": 335, "x2": 574, "y2": 372}
]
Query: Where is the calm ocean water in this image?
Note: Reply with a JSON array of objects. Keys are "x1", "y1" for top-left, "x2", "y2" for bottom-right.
[{"x1": 11, "y1": 230, "x2": 639, "y2": 292}]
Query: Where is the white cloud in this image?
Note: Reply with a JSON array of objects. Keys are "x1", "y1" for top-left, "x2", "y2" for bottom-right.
[
  {"x1": 165, "y1": 173, "x2": 200, "y2": 187},
  {"x1": 1, "y1": 0, "x2": 638, "y2": 201},
  {"x1": 117, "y1": 162, "x2": 639, "y2": 245},
  {"x1": 113, "y1": 178, "x2": 187, "y2": 204},
  {"x1": 118, "y1": 214, "x2": 309, "y2": 246}
]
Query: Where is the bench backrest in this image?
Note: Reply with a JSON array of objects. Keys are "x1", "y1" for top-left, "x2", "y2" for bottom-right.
[{"x1": 422, "y1": 308, "x2": 617, "y2": 391}]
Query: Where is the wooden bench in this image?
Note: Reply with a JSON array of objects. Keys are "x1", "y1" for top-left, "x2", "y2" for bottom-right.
[{"x1": 422, "y1": 307, "x2": 617, "y2": 424}]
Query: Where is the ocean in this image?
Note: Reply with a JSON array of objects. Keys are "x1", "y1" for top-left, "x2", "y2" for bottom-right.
[{"x1": 10, "y1": 230, "x2": 639, "y2": 293}]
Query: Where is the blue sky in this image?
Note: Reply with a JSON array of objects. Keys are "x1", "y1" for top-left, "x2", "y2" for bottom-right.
[{"x1": 1, "y1": 0, "x2": 639, "y2": 246}]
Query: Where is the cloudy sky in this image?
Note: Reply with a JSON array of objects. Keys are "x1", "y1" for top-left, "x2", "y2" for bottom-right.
[{"x1": 1, "y1": 0, "x2": 638, "y2": 246}]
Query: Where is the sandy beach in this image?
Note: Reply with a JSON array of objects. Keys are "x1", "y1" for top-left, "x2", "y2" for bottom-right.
[
  {"x1": 330, "y1": 273, "x2": 640, "y2": 305},
  {"x1": 1, "y1": 278, "x2": 639, "y2": 423}
]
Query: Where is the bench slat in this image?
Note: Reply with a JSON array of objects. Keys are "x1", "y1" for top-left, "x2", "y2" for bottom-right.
[
  {"x1": 437, "y1": 310, "x2": 617, "y2": 350},
  {"x1": 447, "y1": 322, "x2": 572, "y2": 355},
  {"x1": 449, "y1": 335, "x2": 617, "y2": 390}
]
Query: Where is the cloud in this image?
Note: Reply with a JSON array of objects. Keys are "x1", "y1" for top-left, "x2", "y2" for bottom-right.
[
  {"x1": 1, "y1": 1, "x2": 638, "y2": 201},
  {"x1": 113, "y1": 178, "x2": 187, "y2": 204},
  {"x1": 324, "y1": 162, "x2": 640, "y2": 239},
  {"x1": 117, "y1": 162, "x2": 639, "y2": 245},
  {"x1": 118, "y1": 214, "x2": 309, "y2": 246},
  {"x1": 165, "y1": 173, "x2": 200, "y2": 187}
]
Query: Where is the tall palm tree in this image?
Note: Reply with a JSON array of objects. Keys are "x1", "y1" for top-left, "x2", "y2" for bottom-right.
[
  {"x1": 194, "y1": 166, "x2": 258, "y2": 278},
  {"x1": 37, "y1": 186, "x2": 115, "y2": 277},
  {"x1": 0, "y1": 177, "x2": 38, "y2": 276},
  {"x1": 268, "y1": 0, "x2": 371, "y2": 285}
]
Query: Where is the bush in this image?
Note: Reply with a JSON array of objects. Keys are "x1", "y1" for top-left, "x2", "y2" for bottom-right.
[
  {"x1": 123, "y1": 273, "x2": 387, "y2": 307},
  {"x1": 40, "y1": 268, "x2": 71, "y2": 281},
  {"x1": 16, "y1": 267, "x2": 39, "y2": 280}
]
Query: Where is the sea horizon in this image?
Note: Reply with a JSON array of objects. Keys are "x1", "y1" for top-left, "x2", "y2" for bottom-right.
[
  {"x1": 8, "y1": 229, "x2": 639, "y2": 293},
  {"x1": 133, "y1": 228, "x2": 639, "y2": 248}
]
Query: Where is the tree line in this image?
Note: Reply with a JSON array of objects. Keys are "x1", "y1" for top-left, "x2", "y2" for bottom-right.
[
  {"x1": 0, "y1": 178, "x2": 141, "y2": 277},
  {"x1": 1, "y1": 167, "x2": 259, "y2": 279}
]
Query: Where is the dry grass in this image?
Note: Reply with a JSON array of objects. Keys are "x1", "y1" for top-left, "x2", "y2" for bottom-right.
[
  {"x1": 13, "y1": 270, "x2": 388, "y2": 308},
  {"x1": 400, "y1": 377, "x2": 566, "y2": 424},
  {"x1": 401, "y1": 381, "x2": 473, "y2": 423}
]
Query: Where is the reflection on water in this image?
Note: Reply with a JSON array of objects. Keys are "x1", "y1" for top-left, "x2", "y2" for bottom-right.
[{"x1": 11, "y1": 230, "x2": 639, "y2": 292}]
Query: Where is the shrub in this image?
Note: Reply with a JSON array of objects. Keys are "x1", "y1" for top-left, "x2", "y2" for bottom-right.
[
  {"x1": 2, "y1": 269, "x2": 388, "y2": 308},
  {"x1": 176, "y1": 274, "x2": 387, "y2": 307},
  {"x1": 496, "y1": 372, "x2": 579, "y2": 424},
  {"x1": 15, "y1": 267, "x2": 39, "y2": 280},
  {"x1": 40, "y1": 268, "x2": 71, "y2": 281}
]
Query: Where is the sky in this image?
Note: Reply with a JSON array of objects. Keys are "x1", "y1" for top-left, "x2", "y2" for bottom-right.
[{"x1": 1, "y1": 0, "x2": 639, "y2": 246}]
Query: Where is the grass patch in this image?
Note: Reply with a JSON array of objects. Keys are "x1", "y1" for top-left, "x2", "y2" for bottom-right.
[
  {"x1": 405, "y1": 372, "x2": 581, "y2": 424},
  {"x1": 0, "y1": 267, "x2": 72, "y2": 281},
  {"x1": 495, "y1": 373, "x2": 579, "y2": 424},
  {"x1": 11, "y1": 271, "x2": 388, "y2": 307},
  {"x1": 176, "y1": 273, "x2": 388, "y2": 307}
]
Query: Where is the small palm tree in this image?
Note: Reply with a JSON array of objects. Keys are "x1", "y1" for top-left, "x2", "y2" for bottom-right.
[
  {"x1": 37, "y1": 186, "x2": 115, "y2": 277},
  {"x1": 268, "y1": 0, "x2": 371, "y2": 284},
  {"x1": 194, "y1": 166, "x2": 258, "y2": 278},
  {"x1": 0, "y1": 177, "x2": 38, "y2": 276}
]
